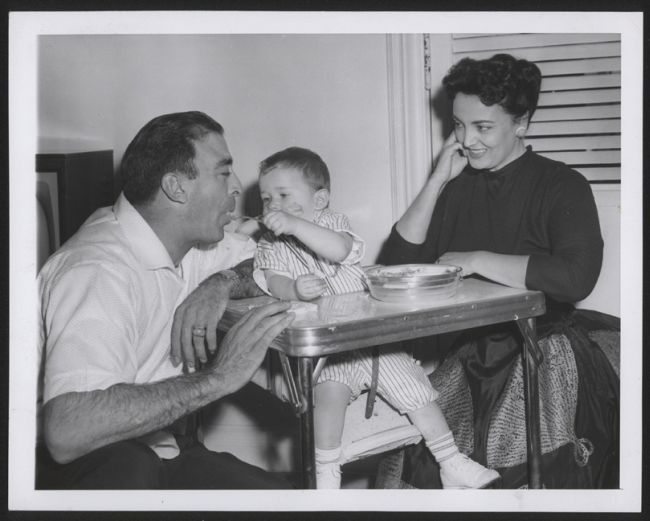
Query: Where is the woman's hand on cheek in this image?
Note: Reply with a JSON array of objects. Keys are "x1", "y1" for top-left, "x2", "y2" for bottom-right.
[
  {"x1": 431, "y1": 132, "x2": 468, "y2": 186},
  {"x1": 437, "y1": 251, "x2": 479, "y2": 277}
]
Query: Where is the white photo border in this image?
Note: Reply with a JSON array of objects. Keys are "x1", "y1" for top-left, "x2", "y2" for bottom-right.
[{"x1": 8, "y1": 10, "x2": 643, "y2": 513}]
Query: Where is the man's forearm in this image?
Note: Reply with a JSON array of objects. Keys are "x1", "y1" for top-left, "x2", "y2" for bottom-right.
[
  {"x1": 227, "y1": 258, "x2": 264, "y2": 298},
  {"x1": 46, "y1": 291, "x2": 293, "y2": 465},
  {"x1": 43, "y1": 369, "x2": 225, "y2": 464}
]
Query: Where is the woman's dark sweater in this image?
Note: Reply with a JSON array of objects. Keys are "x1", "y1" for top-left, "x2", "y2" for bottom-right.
[{"x1": 382, "y1": 147, "x2": 604, "y2": 305}]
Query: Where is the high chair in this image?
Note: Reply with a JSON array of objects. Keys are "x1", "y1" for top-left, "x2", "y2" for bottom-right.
[
  {"x1": 339, "y1": 393, "x2": 422, "y2": 465},
  {"x1": 251, "y1": 350, "x2": 428, "y2": 473}
]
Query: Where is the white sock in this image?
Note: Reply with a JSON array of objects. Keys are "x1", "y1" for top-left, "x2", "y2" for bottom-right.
[
  {"x1": 316, "y1": 445, "x2": 342, "y2": 463},
  {"x1": 315, "y1": 446, "x2": 342, "y2": 489},
  {"x1": 426, "y1": 431, "x2": 460, "y2": 464}
]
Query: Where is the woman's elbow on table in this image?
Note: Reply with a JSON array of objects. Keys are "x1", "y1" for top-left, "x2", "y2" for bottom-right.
[
  {"x1": 527, "y1": 252, "x2": 602, "y2": 303},
  {"x1": 563, "y1": 255, "x2": 601, "y2": 298},
  {"x1": 554, "y1": 276, "x2": 598, "y2": 303}
]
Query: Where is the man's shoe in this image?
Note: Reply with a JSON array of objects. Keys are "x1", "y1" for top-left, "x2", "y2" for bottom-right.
[{"x1": 439, "y1": 453, "x2": 501, "y2": 489}]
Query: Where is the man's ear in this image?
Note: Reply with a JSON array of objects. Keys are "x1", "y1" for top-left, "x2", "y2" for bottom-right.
[
  {"x1": 160, "y1": 173, "x2": 188, "y2": 203},
  {"x1": 313, "y1": 189, "x2": 330, "y2": 211}
]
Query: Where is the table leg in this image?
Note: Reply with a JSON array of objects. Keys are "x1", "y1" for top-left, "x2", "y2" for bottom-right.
[
  {"x1": 516, "y1": 317, "x2": 543, "y2": 489},
  {"x1": 278, "y1": 352, "x2": 302, "y2": 412},
  {"x1": 297, "y1": 357, "x2": 316, "y2": 489}
]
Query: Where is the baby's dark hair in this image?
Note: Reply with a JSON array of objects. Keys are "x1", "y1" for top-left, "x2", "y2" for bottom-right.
[
  {"x1": 443, "y1": 53, "x2": 542, "y2": 121},
  {"x1": 259, "y1": 146, "x2": 331, "y2": 191}
]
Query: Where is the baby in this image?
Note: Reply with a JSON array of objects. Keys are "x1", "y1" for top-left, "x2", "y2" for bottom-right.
[{"x1": 252, "y1": 146, "x2": 499, "y2": 489}]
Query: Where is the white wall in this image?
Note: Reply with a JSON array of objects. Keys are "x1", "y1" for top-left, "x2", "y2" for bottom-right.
[
  {"x1": 38, "y1": 34, "x2": 394, "y2": 264},
  {"x1": 576, "y1": 184, "x2": 621, "y2": 317}
]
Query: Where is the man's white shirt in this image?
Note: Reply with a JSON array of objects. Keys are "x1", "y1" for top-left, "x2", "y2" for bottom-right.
[{"x1": 38, "y1": 193, "x2": 255, "y2": 457}]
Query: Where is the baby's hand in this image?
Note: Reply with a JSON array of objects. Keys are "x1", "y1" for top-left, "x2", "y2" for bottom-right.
[
  {"x1": 294, "y1": 274, "x2": 327, "y2": 301},
  {"x1": 262, "y1": 211, "x2": 300, "y2": 236}
]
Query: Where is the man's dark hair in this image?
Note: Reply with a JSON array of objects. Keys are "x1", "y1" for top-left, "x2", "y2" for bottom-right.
[
  {"x1": 443, "y1": 53, "x2": 542, "y2": 121},
  {"x1": 120, "y1": 111, "x2": 224, "y2": 204},
  {"x1": 259, "y1": 146, "x2": 330, "y2": 192}
]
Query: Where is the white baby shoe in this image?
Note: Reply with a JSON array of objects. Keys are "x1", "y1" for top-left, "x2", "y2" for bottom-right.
[{"x1": 439, "y1": 453, "x2": 501, "y2": 489}]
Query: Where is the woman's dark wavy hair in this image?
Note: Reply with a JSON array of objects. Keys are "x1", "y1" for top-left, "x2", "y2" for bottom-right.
[
  {"x1": 120, "y1": 111, "x2": 224, "y2": 205},
  {"x1": 442, "y1": 53, "x2": 542, "y2": 121},
  {"x1": 259, "y1": 146, "x2": 330, "y2": 192}
]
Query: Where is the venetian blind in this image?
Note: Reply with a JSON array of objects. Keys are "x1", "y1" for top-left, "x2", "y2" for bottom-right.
[{"x1": 451, "y1": 33, "x2": 621, "y2": 182}]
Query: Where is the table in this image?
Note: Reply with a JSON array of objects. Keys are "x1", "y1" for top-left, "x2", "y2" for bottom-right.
[{"x1": 219, "y1": 278, "x2": 546, "y2": 489}]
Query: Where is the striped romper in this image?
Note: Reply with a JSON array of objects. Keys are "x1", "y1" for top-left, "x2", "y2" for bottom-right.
[{"x1": 253, "y1": 208, "x2": 437, "y2": 413}]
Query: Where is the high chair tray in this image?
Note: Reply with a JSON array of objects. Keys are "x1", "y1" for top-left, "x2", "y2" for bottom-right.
[{"x1": 219, "y1": 278, "x2": 545, "y2": 357}]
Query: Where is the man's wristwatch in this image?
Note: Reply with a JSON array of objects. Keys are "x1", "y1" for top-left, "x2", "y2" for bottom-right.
[{"x1": 218, "y1": 269, "x2": 239, "y2": 282}]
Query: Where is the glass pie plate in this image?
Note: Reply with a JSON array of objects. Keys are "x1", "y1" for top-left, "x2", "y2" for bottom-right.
[{"x1": 364, "y1": 263, "x2": 462, "y2": 303}]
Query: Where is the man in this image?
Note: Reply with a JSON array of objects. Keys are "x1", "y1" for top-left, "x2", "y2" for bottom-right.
[{"x1": 37, "y1": 111, "x2": 294, "y2": 489}]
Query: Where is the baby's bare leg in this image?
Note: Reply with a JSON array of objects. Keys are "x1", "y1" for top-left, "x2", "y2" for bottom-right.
[
  {"x1": 314, "y1": 381, "x2": 351, "y2": 449},
  {"x1": 407, "y1": 401, "x2": 451, "y2": 442},
  {"x1": 313, "y1": 381, "x2": 351, "y2": 489}
]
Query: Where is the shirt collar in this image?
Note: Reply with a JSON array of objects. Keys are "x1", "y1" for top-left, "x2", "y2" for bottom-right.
[
  {"x1": 313, "y1": 208, "x2": 330, "y2": 224},
  {"x1": 113, "y1": 193, "x2": 176, "y2": 271}
]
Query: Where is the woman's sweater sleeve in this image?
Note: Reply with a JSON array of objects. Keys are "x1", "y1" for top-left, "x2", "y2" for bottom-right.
[
  {"x1": 379, "y1": 224, "x2": 426, "y2": 266},
  {"x1": 525, "y1": 171, "x2": 604, "y2": 303}
]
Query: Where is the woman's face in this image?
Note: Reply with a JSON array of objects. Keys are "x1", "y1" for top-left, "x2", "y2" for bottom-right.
[{"x1": 452, "y1": 93, "x2": 525, "y2": 171}]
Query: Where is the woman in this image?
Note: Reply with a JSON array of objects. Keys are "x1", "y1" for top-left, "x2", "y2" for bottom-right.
[{"x1": 377, "y1": 54, "x2": 619, "y2": 489}]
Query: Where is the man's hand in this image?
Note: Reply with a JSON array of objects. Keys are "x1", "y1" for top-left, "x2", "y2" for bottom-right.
[
  {"x1": 207, "y1": 301, "x2": 295, "y2": 395},
  {"x1": 170, "y1": 259, "x2": 264, "y2": 372},
  {"x1": 171, "y1": 273, "x2": 234, "y2": 371},
  {"x1": 294, "y1": 274, "x2": 327, "y2": 300}
]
